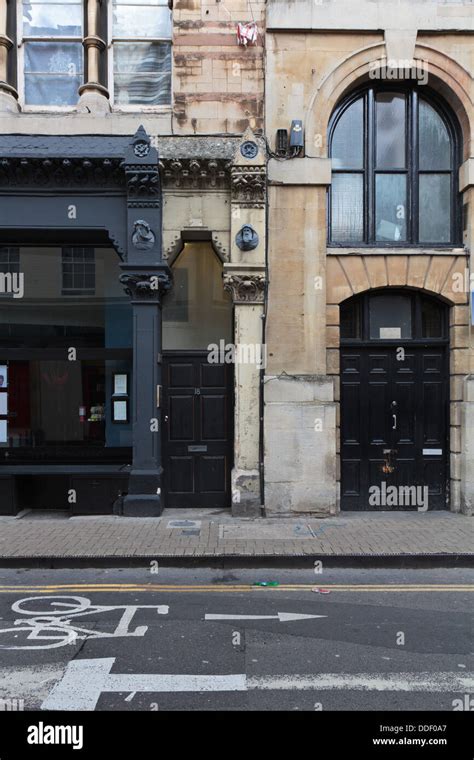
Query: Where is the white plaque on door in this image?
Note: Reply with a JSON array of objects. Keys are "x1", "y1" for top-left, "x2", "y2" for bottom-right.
[
  {"x1": 380, "y1": 327, "x2": 401, "y2": 339},
  {"x1": 423, "y1": 448, "x2": 442, "y2": 455}
]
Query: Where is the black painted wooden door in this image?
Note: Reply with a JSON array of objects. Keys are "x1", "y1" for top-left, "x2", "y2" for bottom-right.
[
  {"x1": 162, "y1": 353, "x2": 233, "y2": 508},
  {"x1": 340, "y1": 346, "x2": 449, "y2": 510}
]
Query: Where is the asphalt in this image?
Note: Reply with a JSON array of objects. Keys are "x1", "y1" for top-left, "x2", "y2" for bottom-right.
[{"x1": 0, "y1": 566, "x2": 472, "y2": 712}]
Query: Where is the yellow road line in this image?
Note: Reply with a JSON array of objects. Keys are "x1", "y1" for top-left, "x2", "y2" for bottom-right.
[{"x1": 0, "y1": 584, "x2": 471, "y2": 593}]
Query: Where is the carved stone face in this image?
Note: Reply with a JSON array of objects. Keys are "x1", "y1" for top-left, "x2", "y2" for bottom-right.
[
  {"x1": 236, "y1": 224, "x2": 259, "y2": 251},
  {"x1": 132, "y1": 219, "x2": 155, "y2": 250}
]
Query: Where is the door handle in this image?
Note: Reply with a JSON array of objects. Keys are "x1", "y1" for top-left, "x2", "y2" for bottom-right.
[
  {"x1": 392, "y1": 414, "x2": 397, "y2": 430},
  {"x1": 164, "y1": 415, "x2": 169, "y2": 422}
]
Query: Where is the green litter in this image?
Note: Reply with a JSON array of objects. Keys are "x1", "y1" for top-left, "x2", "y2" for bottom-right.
[{"x1": 253, "y1": 581, "x2": 279, "y2": 587}]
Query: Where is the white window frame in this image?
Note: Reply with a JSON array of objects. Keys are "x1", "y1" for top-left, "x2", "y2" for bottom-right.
[
  {"x1": 17, "y1": 0, "x2": 84, "y2": 111},
  {"x1": 108, "y1": 0, "x2": 172, "y2": 112}
]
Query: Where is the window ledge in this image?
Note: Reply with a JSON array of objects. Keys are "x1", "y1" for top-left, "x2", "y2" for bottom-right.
[{"x1": 327, "y1": 246, "x2": 467, "y2": 256}]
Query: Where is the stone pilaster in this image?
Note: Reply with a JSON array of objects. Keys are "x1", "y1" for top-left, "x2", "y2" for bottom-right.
[
  {"x1": 226, "y1": 128, "x2": 267, "y2": 515},
  {"x1": 120, "y1": 127, "x2": 172, "y2": 516}
]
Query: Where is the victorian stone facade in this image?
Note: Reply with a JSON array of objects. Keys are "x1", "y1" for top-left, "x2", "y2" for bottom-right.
[
  {"x1": 0, "y1": 0, "x2": 472, "y2": 518},
  {"x1": 264, "y1": 0, "x2": 473, "y2": 516}
]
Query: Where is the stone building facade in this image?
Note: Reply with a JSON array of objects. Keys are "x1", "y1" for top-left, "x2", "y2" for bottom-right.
[
  {"x1": 264, "y1": 0, "x2": 473, "y2": 515},
  {"x1": 0, "y1": 0, "x2": 472, "y2": 518},
  {"x1": 0, "y1": 0, "x2": 266, "y2": 514}
]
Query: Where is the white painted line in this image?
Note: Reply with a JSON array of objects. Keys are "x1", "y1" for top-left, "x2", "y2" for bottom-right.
[
  {"x1": 205, "y1": 612, "x2": 327, "y2": 622},
  {"x1": 247, "y1": 673, "x2": 474, "y2": 692},
  {"x1": 40, "y1": 659, "x2": 474, "y2": 711}
]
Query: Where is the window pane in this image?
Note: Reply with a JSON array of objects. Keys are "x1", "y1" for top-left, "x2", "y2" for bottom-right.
[
  {"x1": 419, "y1": 100, "x2": 451, "y2": 170},
  {"x1": 331, "y1": 97, "x2": 363, "y2": 169},
  {"x1": 163, "y1": 243, "x2": 233, "y2": 350},
  {"x1": 421, "y1": 297, "x2": 443, "y2": 338},
  {"x1": 331, "y1": 173, "x2": 364, "y2": 242},
  {"x1": 375, "y1": 173, "x2": 407, "y2": 242},
  {"x1": 369, "y1": 294, "x2": 412, "y2": 340},
  {"x1": 113, "y1": 42, "x2": 171, "y2": 105},
  {"x1": 113, "y1": 4, "x2": 172, "y2": 37},
  {"x1": 419, "y1": 174, "x2": 451, "y2": 243},
  {"x1": 22, "y1": 1, "x2": 82, "y2": 36},
  {"x1": 24, "y1": 42, "x2": 83, "y2": 105},
  {"x1": 340, "y1": 301, "x2": 360, "y2": 339},
  {"x1": 376, "y1": 93, "x2": 406, "y2": 168}
]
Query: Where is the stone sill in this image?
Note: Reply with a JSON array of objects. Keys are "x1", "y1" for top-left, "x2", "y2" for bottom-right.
[{"x1": 327, "y1": 247, "x2": 468, "y2": 257}]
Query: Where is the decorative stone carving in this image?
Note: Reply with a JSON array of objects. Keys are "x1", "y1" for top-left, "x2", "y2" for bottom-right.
[
  {"x1": 159, "y1": 158, "x2": 229, "y2": 190},
  {"x1": 235, "y1": 224, "x2": 259, "y2": 251},
  {"x1": 240, "y1": 140, "x2": 259, "y2": 159},
  {"x1": 231, "y1": 165, "x2": 266, "y2": 208},
  {"x1": 132, "y1": 220, "x2": 155, "y2": 250},
  {"x1": 223, "y1": 273, "x2": 265, "y2": 304},
  {"x1": 120, "y1": 272, "x2": 172, "y2": 300}
]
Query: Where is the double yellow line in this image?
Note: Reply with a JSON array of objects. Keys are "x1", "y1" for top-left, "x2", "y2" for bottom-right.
[{"x1": 0, "y1": 583, "x2": 471, "y2": 593}]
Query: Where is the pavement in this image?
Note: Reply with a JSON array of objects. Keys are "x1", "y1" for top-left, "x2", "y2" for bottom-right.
[
  {"x1": 0, "y1": 509, "x2": 471, "y2": 565},
  {"x1": 0, "y1": 567, "x2": 472, "y2": 713}
]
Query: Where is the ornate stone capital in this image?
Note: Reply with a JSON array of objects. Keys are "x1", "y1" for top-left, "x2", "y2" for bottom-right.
[
  {"x1": 120, "y1": 271, "x2": 172, "y2": 301},
  {"x1": 231, "y1": 165, "x2": 266, "y2": 208},
  {"x1": 223, "y1": 273, "x2": 265, "y2": 304},
  {"x1": 159, "y1": 158, "x2": 229, "y2": 190}
]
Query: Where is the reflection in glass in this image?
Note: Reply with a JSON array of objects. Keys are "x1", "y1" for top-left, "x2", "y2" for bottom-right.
[
  {"x1": 23, "y1": 0, "x2": 83, "y2": 36},
  {"x1": 113, "y1": 42, "x2": 171, "y2": 105},
  {"x1": 1, "y1": 248, "x2": 133, "y2": 449},
  {"x1": 419, "y1": 174, "x2": 451, "y2": 243},
  {"x1": 331, "y1": 98, "x2": 364, "y2": 169},
  {"x1": 419, "y1": 100, "x2": 451, "y2": 171},
  {"x1": 163, "y1": 243, "x2": 232, "y2": 350},
  {"x1": 331, "y1": 173, "x2": 364, "y2": 243},
  {"x1": 376, "y1": 93, "x2": 406, "y2": 168},
  {"x1": 369, "y1": 294, "x2": 412, "y2": 340},
  {"x1": 375, "y1": 173, "x2": 407, "y2": 241},
  {"x1": 113, "y1": 3, "x2": 171, "y2": 37}
]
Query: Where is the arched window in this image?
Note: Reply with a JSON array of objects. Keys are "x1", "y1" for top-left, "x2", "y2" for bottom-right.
[{"x1": 328, "y1": 88, "x2": 461, "y2": 245}]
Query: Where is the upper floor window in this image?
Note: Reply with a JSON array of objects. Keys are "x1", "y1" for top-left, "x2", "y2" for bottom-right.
[
  {"x1": 328, "y1": 88, "x2": 460, "y2": 246},
  {"x1": 18, "y1": 0, "x2": 172, "y2": 108},
  {"x1": 21, "y1": 0, "x2": 84, "y2": 106},
  {"x1": 111, "y1": 0, "x2": 172, "y2": 107},
  {"x1": 62, "y1": 247, "x2": 95, "y2": 295}
]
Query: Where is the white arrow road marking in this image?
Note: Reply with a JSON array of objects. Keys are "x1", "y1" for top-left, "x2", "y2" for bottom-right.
[
  {"x1": 205, "y1": 612, "x2": 327, "y2": 622},
  {"x1": 41, "y1": 659, "x2": 474, "y2": 711}
]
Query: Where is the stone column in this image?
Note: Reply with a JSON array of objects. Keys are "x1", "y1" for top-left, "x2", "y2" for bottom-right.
[
  {"x1": 119, "y1": 272, "x2": 171, "y2": 515},
  {"x1": 0, "y1": 0, "x2": 19, "y2": 112},
  {"x1": 78, "y1": 0, "x2": 110, "y2": 113},
  {"x1": 226, "y1": 128, "x2": 267, "y2": 516},
  {"x1": 120, "y1": 127, "x2": 172, "y2": 516}
]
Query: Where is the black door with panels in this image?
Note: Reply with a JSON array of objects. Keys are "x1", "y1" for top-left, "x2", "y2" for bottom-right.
[
  {"x1": 162, "y1": 353, "x2": 233, "y2": 508},
  {"x1": 340, "y1": 291, "x2": 449, "y2": 510}
]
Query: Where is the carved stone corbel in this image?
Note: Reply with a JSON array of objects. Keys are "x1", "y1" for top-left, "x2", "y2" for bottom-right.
[{"x1": 223, "y1": 273, "x2": 265, "y2": 304}]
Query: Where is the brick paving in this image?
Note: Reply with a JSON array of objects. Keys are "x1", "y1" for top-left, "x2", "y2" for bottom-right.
[{"x1": 0, "y1": 510, "x2": 471, "y2": 559}]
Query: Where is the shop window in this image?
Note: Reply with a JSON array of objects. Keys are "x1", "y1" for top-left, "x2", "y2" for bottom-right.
[
  {"x1": 329, "y1": 88, "x2": 460, "y2": 245},
  {"x1": 0, "y1": 247, "x2": 132, "y2": 457},
  {"x1": 163, "y1": 242, "x2": 233, "y2": 350},
  {"x1": 62, "y1": 247, "x2": 95, "y2": 295},
  {"x1": 111, "y1": 0, "x2": 172, "y2": 106},
  {"x1": 21, "y1": 0, "x2": 84, "y2": 106}
]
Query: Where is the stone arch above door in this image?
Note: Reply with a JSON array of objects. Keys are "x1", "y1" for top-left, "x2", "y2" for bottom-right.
[{"x1": 326, "y1": 252, "x2": 470, "y2": 512}]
